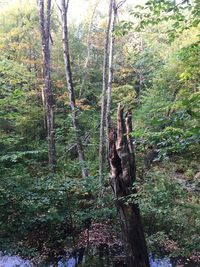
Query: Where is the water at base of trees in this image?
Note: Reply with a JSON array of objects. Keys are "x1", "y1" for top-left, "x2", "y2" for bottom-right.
[{"x1": 0, "y1": 248, "x2": 198, "y2": 267}]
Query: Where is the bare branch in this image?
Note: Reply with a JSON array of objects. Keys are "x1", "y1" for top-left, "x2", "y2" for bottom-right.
[
  {"x1": 116, "y1": 0, "x2": 126, "y2": 9},
  {"x1": 55, "y1": 0, "x2": 62, "y2": 12}
]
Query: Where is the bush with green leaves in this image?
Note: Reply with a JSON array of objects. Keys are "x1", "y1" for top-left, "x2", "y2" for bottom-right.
[
  {"x1": 0, "y1": 161, "x2": 116, "y2": 255},
  {"x1": 135, "y1": 168, "x2": 200, "y2": 254},
  {"x1": 133, "y1": 39, "x2": 200, "y2": 159}
]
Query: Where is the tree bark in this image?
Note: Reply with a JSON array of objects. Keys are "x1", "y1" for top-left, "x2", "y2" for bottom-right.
[
  {"x1": 106, "y1": 0, "x2": 117, "y2": 138},
  {"x1": 99, "y1": 0, "x2": 113, "y2": 196},
  {"x1": 60, "y1": 0, "x2": 88, "y2": 178},
  {"x1": 38, "y1": 0, "x2": 56, "y2": 171},
  {"x1": 108, "y1": 105, "x2": 150, "y2": 267}
]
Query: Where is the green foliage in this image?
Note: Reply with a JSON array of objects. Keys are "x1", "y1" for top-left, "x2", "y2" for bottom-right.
[
  {"x1": 132, "y1": 0, "x2": 200, "y2": 41},
  {"x1": 0, "y1": 0, "x2": 199, "y2": 260},
  {"x1": 112, "y1": 85, "x2": 137, "y2": 109},
  {"x1": 0, "y1": 164, "x2": 115, "y2": 253},
  {"x1": 137, "y1": 167, "x2": 200, "y2": 253},
  {"x1": 114, "y1": 21, "x2": 134, "y2": 36},
  {"x1": 133, "y1": 36, "x2": 200, "y2": 158}
]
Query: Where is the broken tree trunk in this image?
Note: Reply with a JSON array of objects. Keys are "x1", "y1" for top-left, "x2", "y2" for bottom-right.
[{"x1": 108, "y1": 105, "x2": 150, "y2": 267}]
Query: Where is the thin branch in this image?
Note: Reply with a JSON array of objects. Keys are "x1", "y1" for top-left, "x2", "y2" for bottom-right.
[
  {"x1": 55, "y1": 0, "x2": 61, "y2": 12},
  {"x1": 65, "y1": 0, "x2": 70, "y2": 11},
  {"x1": 116, "y1": 0, "x2": 126, "y2": 9}
]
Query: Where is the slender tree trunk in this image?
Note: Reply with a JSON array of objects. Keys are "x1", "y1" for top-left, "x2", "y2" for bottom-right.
[
  {"x1": 108, "y1": 105, "x2": 150, "y2": 267},
  {"x1": 38, "y1": 0, "x2": 56, "y2": 171},
  {"x1": 106, "y1": 0, "x2": 117, "y2": 138},
  {"x1": 99, "y1": 0, "x2": 113, "y2": 195},
  {"x1": 60, "y1": 0, "x2": 88, "y2": 178}
]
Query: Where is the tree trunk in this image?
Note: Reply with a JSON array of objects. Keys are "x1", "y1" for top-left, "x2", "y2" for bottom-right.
[
  {"x1": 60, "y1": 0, "x2": 88, "y2": 179},
  {"x1": 108, "y1": 105, "x2": 150, "y2": 267},
  {"x1": 106, "y1": 0, "x2": 117, "y2": 138},
  {"x1": 99, "y1": 0, "x2": 113, "y2": 196},
  {"x1": 38, "y1": 0, "x2": 56, "y2": 171}
]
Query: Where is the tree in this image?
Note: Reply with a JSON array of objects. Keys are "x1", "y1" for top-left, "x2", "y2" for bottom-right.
[
  {"x1": 99, "y1": 0, "x2": 126, "y2": 195},
  {"x1": 99, "y1": 0, "x2": 113, "y2": 195},
  {"x1": 106, "y1": 0, "x2": 117, "y2": 137},
  {"x1": 60, "y1": 0, "x2": 88, "y2": 178},
  {"x1": 108, "y1": 105, "x2": 150, "y2": 267},
  {"x1": 38, "y1": 0, "x2": 56, "y2": 170}
]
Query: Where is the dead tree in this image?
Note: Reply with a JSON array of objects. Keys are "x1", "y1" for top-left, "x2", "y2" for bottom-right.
[
  {"x1": 108, "y1": 105, "x2": 150, "y2": 267},
  {"x1": 60, "y1": 0, "x2": 88, "y2": 178},
  {"x1": 38, "y1": 0, "x2": 56, "y2": 171}
]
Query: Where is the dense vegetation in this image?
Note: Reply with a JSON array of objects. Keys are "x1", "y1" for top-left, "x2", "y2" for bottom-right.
[{"x1": 0, "y1": 0, "x2": 199, "y2": 263}]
